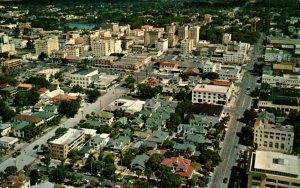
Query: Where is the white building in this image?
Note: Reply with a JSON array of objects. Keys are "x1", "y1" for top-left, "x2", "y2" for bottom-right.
[
  {"x1": 0, "y1": 136, "x2": 18, "y2": 148},
  {"x1": 254, "y1": 119, "x2": 294, "y2": 153},
  {"x1": 181, "y1": 39, "x2": 193, "y2": 54},
  {"x1": 262, "y1": 74, "x2": 300, "y2": 87},
  {"x1": 202, "y1": 61, "x2": 221, "y2": 73},
  {"x1": 192, "y1": 84, "x2": 231, "y2": 105},
  {"x1": 89, "y1": 133, "x2": 110, "y2": 150},
  {"x1": 35, "y1": 36, "x2": 59, "y2": 56},
  {"x1": 222, "y1": 33, "x2": 232, "y2": 44},
  {"x1": 247, "y1": 150, "x2": 300, "y2": 188},
  {"x1": 69, "y1": 69, "x2": 99, "y2": 88},
  {"x1": 155, "y1": 38, "x2": 168, "y2": 52},
  {"x1": 265, "y1": 48, "x2": 292, "y2": 62}
]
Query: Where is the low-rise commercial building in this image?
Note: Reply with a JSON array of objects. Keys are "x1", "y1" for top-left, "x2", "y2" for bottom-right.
[
  {"x1": 0, "y1": 136, "x2": 18, "y2": 148},
  {"x1": 69, "y1": 69, "x2": 99, "y2": 88},
  {"x1": 192, "y1": 84, "x2": 231, "y2": 105}
]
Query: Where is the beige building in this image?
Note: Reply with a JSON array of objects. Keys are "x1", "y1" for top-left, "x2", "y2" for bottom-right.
[
  {"x1": 178, "y1": 25, "x2": 189, "y2": 40},
  {"x1": 49, "y1": 128, "x2": 85, "y2": 159},
  {"x1": 144, "y1": 31, "x2": 161, "y2": 47},
  {"x1": 91, "y1": 40, "x2": 110, "y2": 57},
  {"x1": 254, "y1": 119, "x2": 294, "y2": 153},
  {"x1": 188, "y1": 26, "x2": 200, "y2": 47},
  {"x1": 181, "y1": 39, "x2": 193, "y2": 54},
  {"x1": 2, "y1": 59, "x2": 23, "y2": 69},
  {"x1": 35, "y1": 36, "x2": 59, "y2": 56},
  {"x1": 247, "y1": 150, "x2": 300, "y2": 188}
]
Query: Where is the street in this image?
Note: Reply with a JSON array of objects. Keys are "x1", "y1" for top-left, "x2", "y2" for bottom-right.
[
  {"x1": 209, "y1": 33, "x2": 265, "y2": 188},
  {"x1": 0, "y1": 86, "x2": 127, "y2": 172}
]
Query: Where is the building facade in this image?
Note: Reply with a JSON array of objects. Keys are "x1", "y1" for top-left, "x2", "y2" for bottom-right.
[{"x1": 192, "y1": 84, "x2": 231, "y2": 105}]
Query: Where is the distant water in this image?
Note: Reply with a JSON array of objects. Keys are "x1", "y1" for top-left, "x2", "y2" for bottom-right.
[{"x1": 60, "y1": 22, "x2": 98, "y2": 30}]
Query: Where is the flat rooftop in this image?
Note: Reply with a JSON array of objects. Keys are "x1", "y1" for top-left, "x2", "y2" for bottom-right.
[
  {"x1": 253, "y1": 150, "x2": 300, "y2": 178},
  {"x1": 72, "y1": 69, "x2": 98, "y2": 76},
  {"x1": 192, "y1": 84, "x2": 229, "y2": 94},
  {"x1": 50, "y1": 128, "x2": 84, "y2": 145},
  {"x1": 0, "y1": 136, "x2": 18, "y2": 143}
]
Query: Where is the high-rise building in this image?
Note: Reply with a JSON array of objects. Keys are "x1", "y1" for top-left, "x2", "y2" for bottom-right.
[
  {"x1": 144, "y1": 31, "x2": 161, "y2": 47},
  {"x1": 91, "y1": 40, "x2": 110, "y2": 57},
  {"x1": 188, "y1": 26, "x2": 200, "y2": 47},
  {"x1": 181, "y1": 39, "x2": 193, "y2": 54},
  {"x1": 35, "y1": 36, "x2": 59, "y2": 56},
  {"x1": 178, "y1": 25, "x2": 189, "y2": 40},
  {"x1": 166, "y1": 32, "x2": 176, "y2": 47}
]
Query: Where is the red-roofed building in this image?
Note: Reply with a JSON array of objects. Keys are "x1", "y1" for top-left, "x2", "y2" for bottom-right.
[
  {"x1": 210, "y1": 80, "x2": 233, "y2": 87},
  {"x1": 37, "y1": 87, "x2": 49, "y2": 95},
  {"x1": 50, "y1": 94, "x2": 83, "y2": 103},
  {"x1": 159, "y1": 62, "x2": 178, "y2": 72},
  {"x1": 1, "y1": 173, "x2": 30, "y2": 188},
  {"x1": 160, "y1": 155, "x2": 195, "y2": 179},
  {"x1": 147, "y1": 149, "x2": 167, "y2": 156}
]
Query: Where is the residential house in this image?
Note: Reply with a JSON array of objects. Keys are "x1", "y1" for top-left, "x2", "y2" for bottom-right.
[
  {"x1": 173, "y1": 143, "x2": 196, "y2": 155},
  {"x1": 177, "y1": 124, "x2": 207, "y2": 136},
  {"x1": 88, "y1": 133, "x2": 110, "y2": 150},
  {"x1": 146, "y1": 130, "x2": 169, "y2": 146},
  {"x1": 106, "y1": 136, "x2": 131, "y2": 151},
  {"x1": 0, "y1": 86, "x2": 17, "y2": 96},
  {"x1": 33, "y1": 111, "x2": 55, "y2": 122},
  {"x1": 184, "y1": 134, "x2": 206, "y2": 145},
  {"x1": 12, "y1": 121, "x2": 29, "y2": 138},
  {"x1": 17, "y1": 83, "x2": 33, "y2": 91},
  {"x1": 130, "y1": 154, "x2": 150, "y2": 172},
  {"x1": 130, "y1": 117, "x2": 144, "y2": 128},
  {"x1": 1, "y1": 173, "x2": 30, "y2": 188},
  {"x1": 0, "y1": 123, "x2": 11, "y2": 136},
  {"x1": 15, "y1": 114, "x2": 44, "y2": 127},
  {"x1": 160, "y1": 155, "x2": 195, "y2": 179},
  {"x1": 143, "y1": 98, "x2": 161, "y2": 112},
  {"x1": 132, "y1": 130, "x2": 151, "y2": 142},
  {"x1": 98, "y1": 111, "x2": 114, "y2": 126}
]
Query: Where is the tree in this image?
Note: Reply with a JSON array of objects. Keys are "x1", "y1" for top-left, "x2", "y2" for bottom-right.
[
  {"x1": 146, "y1": 153, "x2": 164, "y2": 172},
  {"x1": 55, "y1": 127, "x2": 68, "y2": 135},
  {"x1": 201, "y1": 72, "x2": 219, "y2": 80},
  {"x1": 137, "y1": 84, "x2": 162, "y2": 99},
  {"x1": 29, "y1": 169, "x2": 40, "y2": 185},
  {"x1": 49, "y1": 166, "x2": 68, "y2": 184},
  {"x1": 121, "y1": 150, "x2": 135, "y2": 167},
  {"x1": 71, "y1": 85, "x2": 85, "y2": 93},
  {"x1": 197, "y1": 149, "x2": 222, "y2": 167},
  {"x1": 159, "y1": 167, "x2": 182, "y2": 188},
  {"x1": 4, "y1": 166, "x2": 17, "y2": 176},
  {"x1": 25, "y1": 76, "x2": 51, "y2": 88},
  {"x1": 58, "y1": 100, "x2": 80, "y2": 118},
  {"x1": 124, "y1": 75, "x2": 136, "y2": 89},
  {"x1": 162, "y1": 140, "x2": 175, "y2": 149},
  {"x1": 0, "y1": 100, "x2": 15, "y2": 122},
  {"x1": 85, "y1": 89, "x2": 101, "y2": 103},
  {"x1": 38, "y1": 52, "x2": 48, "y2": 61},
  {"x1": 242, "y1": 108, "x2": 257, "y2": 125}
]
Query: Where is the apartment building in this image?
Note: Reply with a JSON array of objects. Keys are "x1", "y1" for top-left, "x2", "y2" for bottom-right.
[
  {"x1": 181, "y1": 39, "x2": 193, "y2": 54},
  {"x1": 2, "y1": 59, "x2": 23, "y2": 69},
  {"x1": 49, "y1": 128, "x2": 85, "y2": 159},
  {"x1": 178, "y1": 25, "x2": 189, "y2": 40},
  {"x1": 192, "y1": 84, "x2": 231, "y2": 105},
  {"x1": 188, "y1": 26, "x2": 200, "y2": 47},
  {"x1": 69, "y1": 69, "x2": 99, "y2": 88},
  {"x1": 0, "y1": 33, "x2": 15, "y2": 53},
  {"x1": 254, "y1": 119, "x2": 294, "y2": 153},
  {"x1": 247, "y1": 150, "x2": 300, "y2": 188},
  {"x1": 222, "y1": 33, "x2": 232, "y2": 45},
  {"x1": 91, "y1": 40, "x2": 109, "y2": 57},
  {"x1": 35, "y1": 36, "x2": 59, "y2": 56}
]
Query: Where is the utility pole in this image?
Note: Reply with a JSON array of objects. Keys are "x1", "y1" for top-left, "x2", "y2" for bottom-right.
[{"x1": 81, "y1": 110, "x2": 84, "y2": 120}]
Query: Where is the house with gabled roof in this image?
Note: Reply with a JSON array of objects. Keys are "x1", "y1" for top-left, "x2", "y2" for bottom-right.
[
  {"x1": 160, "y1": 155, "x2": 195, "y2": 179},
  {"x1": 146, "y1": 130, "x2": 169, "y2": 145},
  {"x1": 15, "y1": 114, "x2": 44, "y2": 127},
  {"x1": 173, "y1": 143, "x2": 196, "y2": 155},
  {"x1": 130, "y1": 154, "x2": 150, "y2": 172},
  {"x1": 106, "y1": 136, "x2": 131, "y2": 151}
]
